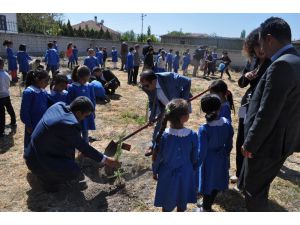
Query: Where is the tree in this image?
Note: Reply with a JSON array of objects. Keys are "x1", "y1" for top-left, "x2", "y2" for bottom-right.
[
  {"x1": 147, "y1": 25, "x2": 151, "y2": 36},
  {"x1": 104, "y1": 29, "x2": 112, "y2": 40},
  {"x1": 240, "y1": 29, "x2": 246, "y2": 38},
  {"x1": 121, "y1": 30, "x2": 136, "y2": 41},
  {"x1": 66, "y1": 19, "x2": 74, "y2": 37},
  {"x1": 77, "y1": 26, "x2": 84, "y2": 37},
  {"x1": 99, "y1": 27, "x2": 104, "y2": 39}
]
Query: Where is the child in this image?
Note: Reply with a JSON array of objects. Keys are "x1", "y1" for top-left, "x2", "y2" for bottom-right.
[
  {"x1": 166, "y1": 49, "x2": 173, "y2": 72},
  {"x1": 203, "y1": 51, "x2": 214, "y2": 77},
  {"x1": 92, "y1": 67, "x2": 120, "y2": 95},
  {"x1": 66, "y1": 65, "x2": 96, "y2": 143},
  {"x1": 152, "y1": 98, "x2": 198, "y2": 212},
  {"x1": 0, "y1": 57, "x2": 16, "y2": 137},
  {"x1": 84, "y1": 49, "x2": 99, "y2": 73},
  {"x1": 20, "y1": 69, "x2": 50, "y2": 148},
  {"x1": 29, "y1": 58, "x2": 41, "y2": 71},
  {"x1": 45, "y1": 42, "x2": 59, "y2": 77},
  {"x1": 133, "y1": 44, "x2": 140, "y2": 85},
  {"x1": 156, "y1": 50, "x2": 166, "y2": 73},
  {"x1": 182, "y1": 50, "x2": 191, "y2": 76},
  {"x1": 217, "y1": 51, "x2": 232, "y2": 79},
  {"x1": 48, "y1": 74, "x2": 68, "y2": 105},
  {"x1": 17, "y1": 44, "x2": 32, "y2": 83},
  {"x1": 102, "y1": 47, "x2": 108, "y2": 68},
  {"x1": 111, "y1": 46, "x2": 118, "y2": 69},
  {"x1": 143, "y1": 46, "x2": 154, "y2": 71},
  {"x1": 72, "y1": 45, "x2": 78, "y2": 66},
  {"x1": 197, "y1": 94, "x2": 234, "y2": 212},
  {"x1": 90, "y1": 75, "x2": 110, "y2": 103},
  {"x1": 126, "y1": 47, "x2": 134, "y2": 85},
  {"x1": 211, "y1": 50, "x2": 218, "y2": 75},
  {"x1": 3, "y1": 40, "x2": 18, "y2": 83},
  {"x1": 66, "y1": 43, "x2": 74, "y2": 70},
  {"x1": 209, "y1": 80, "x2": 234, "y2": 123},
  {"x1": 173, "y1": 51, "x2": 180, "y2": 73},
  {"x1": 96, "y1": 47, "x2": 104, "y2": 67}
]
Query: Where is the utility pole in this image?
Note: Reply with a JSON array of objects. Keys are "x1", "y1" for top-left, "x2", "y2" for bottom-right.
[{"x1": 141, "y1": 13, "x2": 147, "y2": 42}]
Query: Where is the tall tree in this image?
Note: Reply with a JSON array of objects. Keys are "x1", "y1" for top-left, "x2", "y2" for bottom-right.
[
  {"x1": 147, "y1": 25, "x2": 151, "y2": 36},
  {"x1": 104, "y1": 29, "x2": 111, "y2": 40},
  {"x1": 240, "y1": 29, "x2": 246, "y2": 38},
  {"x1": 66, "y1": 19, "x2": 74, "y2": 37}
]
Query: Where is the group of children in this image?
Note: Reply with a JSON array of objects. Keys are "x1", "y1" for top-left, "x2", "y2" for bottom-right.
[
  {"x1": 1, "y1": 38, "x2": 237, "y2": 212},
  {"x1": 152, "y1": 79, "x2": 235, "y2": 212}
]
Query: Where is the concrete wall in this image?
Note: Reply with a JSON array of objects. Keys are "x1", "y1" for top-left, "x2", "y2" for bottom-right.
[{"x1": 0, "y1": 32, "x2": 247, "y2": 69}]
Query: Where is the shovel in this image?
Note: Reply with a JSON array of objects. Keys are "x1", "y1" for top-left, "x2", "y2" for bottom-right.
[{"x1": 104, "y1": 88, "x2": 210, "y2": 157}]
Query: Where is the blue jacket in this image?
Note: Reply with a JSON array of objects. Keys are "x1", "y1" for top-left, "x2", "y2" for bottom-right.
[
  {"x1": 173, "y1": 55, "x2": 180, "y2": 70},
  {"x1": 84, "y1": 56, "x2": 99, "y2": 72},
  {"x1": 17, "y1": 51, "x2": 32, "y2": 73},
  {"x1": 24, "y1": 102, "x2": 104, "y2": 175},
  {"x1": 112, "y1": 50, "x2": 118, "y2": 62},
  {"x1": 182, "y1": 54, "x2": 191, "y2": 70},
  {"x1": 72, "y1": 48, "x2": 78, "y2": 60},
  {"x1": 6, "y1": 47, "x2": 17, "y2": 71},
  {"x1": 96, "y1": 51, "x2": 103, "y2": 65},
  {"x1": 145, "y1": 72, "x2": 192, "y2": 121},
  {"x1": 126, "y1": 52, "x2": 134, "y2": 69},
  {"x1": 45, "y1": 48, "x2": 59, "y2": 66},
  {"x1": 166, "y1": 53, "x2": 173, "y2": 64},
  {"x1": 20, "y1": 85, "x2": 49, "y2": 129}
]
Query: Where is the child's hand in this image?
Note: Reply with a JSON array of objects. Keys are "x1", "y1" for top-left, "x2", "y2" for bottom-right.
[
  {"x1": 153, "y1": 174, "x2": 158, "y2": 181},
  {"x1": 104, "y1": 157, "x2": 121, "y2": 168}
]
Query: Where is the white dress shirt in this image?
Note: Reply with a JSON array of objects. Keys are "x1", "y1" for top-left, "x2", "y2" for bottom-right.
[{"x1": 156, "y1": 80, "x2": 169, "y2": 106}]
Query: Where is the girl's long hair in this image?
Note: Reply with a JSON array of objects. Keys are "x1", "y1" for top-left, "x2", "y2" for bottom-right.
[{"x1": 25, "y1": 69, "x2": 49, "y2": 88}]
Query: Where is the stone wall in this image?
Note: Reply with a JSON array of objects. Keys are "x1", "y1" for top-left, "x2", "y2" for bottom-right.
[{"x1": 0, "y1": 32, "x2": 247, "y2": 69}]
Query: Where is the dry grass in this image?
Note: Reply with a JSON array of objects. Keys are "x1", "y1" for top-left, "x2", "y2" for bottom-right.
[{"x1": 0, "y1": 58, "x2": 299, "y2": 212}]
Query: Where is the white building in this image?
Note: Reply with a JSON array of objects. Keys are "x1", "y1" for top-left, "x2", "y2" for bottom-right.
[{"x1": 0, "y1": 13, "x2": 18, "y2": 33}]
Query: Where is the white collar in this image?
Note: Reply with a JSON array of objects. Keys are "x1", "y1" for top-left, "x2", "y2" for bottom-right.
[
  {"x1": 27, "y1": 85, "x2": 42, "y2": 93},
  {"x1": 165, "y1": 128, "x2": 192, "y2": 137},
  {"x1": 207, "y1": 117, "x2": 226, "y2": 127}
]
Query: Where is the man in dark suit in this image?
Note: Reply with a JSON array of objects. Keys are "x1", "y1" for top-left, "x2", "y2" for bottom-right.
[
  {"x1": 140, "y1": 70, "x2": 192, "y2": 156},
  {"x1": 24, "y1": 97, "x2": 120, "y2": 192},
  {"x1": 239, "y1": 17, "x2": 300, "y2": 211}
]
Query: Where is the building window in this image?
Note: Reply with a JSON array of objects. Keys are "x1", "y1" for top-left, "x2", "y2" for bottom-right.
[
  {"x1": 0, "y1": 15, "x2": 7, "y2": 31},
  {"x1": 180, "y1": 40, "x2": 185, "y2": 45}
]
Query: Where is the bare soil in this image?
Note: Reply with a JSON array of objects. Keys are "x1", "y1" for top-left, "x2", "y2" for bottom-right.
[{"x1": 0, "y1": 58, "x2": 299, "y2": 212}]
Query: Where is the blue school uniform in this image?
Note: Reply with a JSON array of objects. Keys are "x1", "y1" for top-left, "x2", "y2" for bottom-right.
[
  {"x1": 72, "y1": 48, "x2": 78, "y2": 61},
  {"x1": 153, "y1": 128, "x2": 198, "y2": 211},
  {"x1": 182, "y1": 54, "x2": 191, "y2": 70},
  {"x1": 96, "y1": 51, "x2": 104, "y2": 66},
  {"x1": 48, "y1": 90, "x2": 68, "y2": 105},
  {"x1": 20, "y1": 85, "x2": 49, "y2": 147},
  {"x1": 90, "y1": 80, "x2": 106, "y2": 98},
  {"x1": 166, "y1": 53, "x2": 173, "y2": 65},
  {"x1": 197, "y1": 117, "x2": 234, "y2": 194},
  {"x1": 126, "y1": 52, "x2": 134, "y2": 70},
  {"x1": 6, "y1": 47, "x2": 18, "y2": 71},
  {"x1": 173, "y1": 55, "x2": 180, "y2": 72},
  {"x1": 66, "y1": 82, "x2": 96, "y2": 131},
  {"x1": 84, "y1": 56, "x2": 99, "y2": 72},
  {"x1": 17, "y1": 51, "x2": 32, "y2": 73},
  {"x1": 220, "y1": 101, "x2": 232, "y2": 123},
  {"x1": 112, "y1": 50, "x2": 118, "y2": 62}
]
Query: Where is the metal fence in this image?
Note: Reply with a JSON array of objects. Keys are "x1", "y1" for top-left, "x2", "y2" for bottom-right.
[{"x1": 0, "y1": 20, "x2": 18, "y2": 33}]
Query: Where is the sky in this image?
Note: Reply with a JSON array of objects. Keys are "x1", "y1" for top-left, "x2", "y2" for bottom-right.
[{"x1": 64, "y1": 13, "x2": 300, "y2": 40}]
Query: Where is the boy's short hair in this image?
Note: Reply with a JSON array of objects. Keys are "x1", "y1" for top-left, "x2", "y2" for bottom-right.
[
  {"x1": 70, "y1": 96, "x2": 94, "y2": 113},
  {"x1": 48, "y1": 42, "x2": 53, "y2": 48},
  {"x1": 92, "y1": 66, "x2": 101, "y2": 74},
  {"x1": 260, "y1": 17, "x2": 291, "y2": 43},
  {"x1": 129, "y1": 47, "x2": 134, "y2": 52}
]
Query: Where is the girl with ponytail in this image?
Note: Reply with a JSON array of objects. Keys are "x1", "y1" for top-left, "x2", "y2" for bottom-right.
[
  {"x1": 209, "y1": 79, "x2": 235, "y2": 123},
  {"x1": 21, "y1": 69, "x2": 50, "y2": 148},
  {"x1": 196, "y1": 94, "x2": 234, "y2": 212},
  {"x1": 152, "y1": 98, "x2": 198, "y2": 212}
]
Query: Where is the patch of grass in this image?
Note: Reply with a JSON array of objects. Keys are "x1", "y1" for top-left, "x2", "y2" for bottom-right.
[{"x1": 121, "y1": 111, "x2": 146, "y2": 125}]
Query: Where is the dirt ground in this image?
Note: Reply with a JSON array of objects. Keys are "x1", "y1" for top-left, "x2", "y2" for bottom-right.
[{"x1": 0, "y1": 58, "x2": 300, "y2": 212}]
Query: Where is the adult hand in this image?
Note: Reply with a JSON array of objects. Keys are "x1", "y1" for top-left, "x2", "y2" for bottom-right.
[
  {"x1": 104, "y1": 83, "x2": 109, "y2": 88},
  {"x1": 104, "y1": 157, "x2": 121, "y2": 168},
  {"x1": 241, "y1": 146, "x2": 253, "y2": 158},
  {"x1": 244, "y1": 71, "x2": 257, "y2": 80}
]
